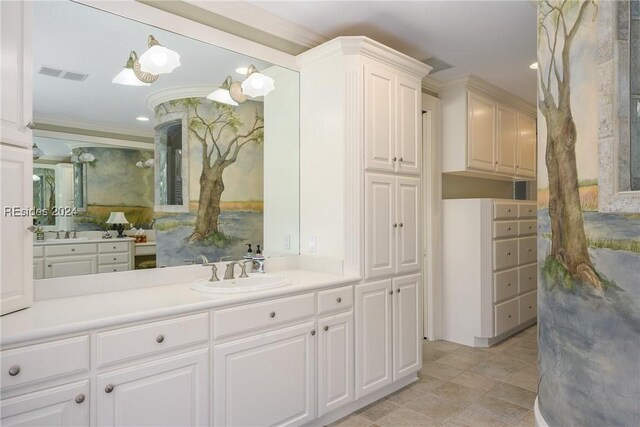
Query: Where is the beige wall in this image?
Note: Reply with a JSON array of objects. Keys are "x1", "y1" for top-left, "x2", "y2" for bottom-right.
[{"x1": 442, "y1": 174, "x2": 514, "y2": 199}]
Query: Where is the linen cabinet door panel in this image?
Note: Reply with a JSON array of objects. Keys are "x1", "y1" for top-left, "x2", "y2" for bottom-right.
[
  {"x1": 395, "y1": 75, "x2": 421, "y2": 175},
  {"x1": 97, "y1": 348, "x2": 209, "y2": 427},
  {"x1": 318, "y1": 312, "x2": 354, "y2": 417},
  {"x1": 496, "y1": 105, "x2": 517, "y2": 175},
  {"x1": 213, "y1": 322, "x2": 316, "y2": 427},
  {"x1": 467, "y1": 92, "x2": 496, "y2": 172},
  {"x1": 395, "y1": 177, "x2": 420, "y2": 275},
  {"x1": 355, "y1": 280, "x2": 393, "y2": 399},
  {"x1": 392, "y1": 274, "x2": 421, "y2": 380},
  {"x1": 365, "y1": 174, "x2": 395, "y2": 279},
  {"x1": 364, "y1": 63, "x2": 396, "y2": 173},
  {"x1": 517, "y1": 113, "x2": 536, "y2": 178},
  {"x1": 1, "y1": 381, "x2": 89, "y2": 427},
  {"x1": 46, "y1": 255, "x2": 97, "y2": 278}
]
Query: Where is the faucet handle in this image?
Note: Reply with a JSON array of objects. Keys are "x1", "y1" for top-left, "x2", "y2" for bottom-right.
[
  {"x1": 219, "y1": 256, "x2": 232, "y2": 262},
  {"x1": 208, "y1": 264, "x2": 219, "y2": 282},
  {"x1": 239, "y1": 261, "x2": 250, "y2": 278}
]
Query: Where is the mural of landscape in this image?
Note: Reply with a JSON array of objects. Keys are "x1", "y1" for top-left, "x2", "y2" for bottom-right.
[{"x1": 537, "y1": 1, "x2": 640, "y2": 426}]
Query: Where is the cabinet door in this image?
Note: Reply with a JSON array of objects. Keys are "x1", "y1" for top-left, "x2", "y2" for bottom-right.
[
  {"x1": 396, "y1": 75, "x2": 421, "y2": 175},
  {"x1": 97, "y1": 348, "x2": 209, "y2": 427},
  {"x1": 467, "y1": 92, "x2": 496, "y2": 172},
  {"x1": 213, "y1": 322, "x2": 315, "y2": 427},
  {"x1": 392, "y1": 274, "x2": 421, "y2": 380},
  {"x1": 1, "y1": 145, "x2": 33, "y2": 315},
  {"x1": 1, "y1": 380, "x2": 89, "y2": 427},
  {"x1": 365, "y1": 174, "x2": 395, "y2": 279},
  {"x1": 516, "y1": 113, "x2": 536, "y2": 178},
  {"x1": 496, "y1": 104, "x2": 517, "y2": 175},
  {"x1": 395, "y1": 177, "x2": 420, "y2": 275},
  {"x1": 364, "y1": 63, "x2": 396, "y2": 173},
  {"x1": 1, "y1": 0, "x2": 32, "y2": 148},
  {"x1": 355, "y1": 280, "x2": 393, "y2": 398},
  {"x1": 318, "y1": 312, "x2": 354, "y2": 417},
  {"x1": 46, "y1": 255, "x2": 97, "y2": 278},
  {"x1": 33, "y1": 258, "x2": 44, "y2": 280}
]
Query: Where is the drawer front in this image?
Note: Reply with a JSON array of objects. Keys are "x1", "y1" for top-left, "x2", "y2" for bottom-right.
[
  {"x1": 99, "y1": 253, "x2": 129, "y2": 265},
  {"x1": 45, "y1": 243, "x2": 97, "y2": 256},
  {"x1": 518, "y1": 237, "x2": 537, "y2": 265},
  {"x1": 98, "y1": 263, "x2": 130, "y2": 274},
  {"x1": 493, "y1": 203, "x2": 518, "y2": 220},
  {"x1": 519, "y1": 291, "x2": 537, "y2": 324},
  {"x1": 97, "y1": 312, "x2": 209, "y2": 367},
  {"x1": 518, "y1": 220, "x2": 537, "y2": 236},
  {"x1": 213, "y1": 293, "x2": 315, "y2": 340},
  {"x1": 493, "y1": 221, "x2": 518, "y2": 239},
  {"x1": 519, "y1": 264, "x2": 538, "y2": 294},
  {"x1": 33, "y1": 246, "x2": 44, "y2": 257},
  {"x1": 494, "y1": 299, "x2": 519, "y2": 336},
  {"x1": 318, "y1": 285, "x2": 353, "y2": 315},
  {"x1": 494, "y1": 269, "x2": 518, "y2": 303},
  {"x1": 518, "y1": 204, "x2": 536, "y2": 218},
  {"x1": 493, "y1": 239, "x2": 518, "y2": 271},
  {"x1": 99, "y1": 241, "x2": 129, "y2": 253},
  {"x1": 0, "y1": 336, "x2": 89, "y2": 390}
]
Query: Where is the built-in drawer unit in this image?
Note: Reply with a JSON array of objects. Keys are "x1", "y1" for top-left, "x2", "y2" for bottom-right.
[
  {"x1": 99, "y1": 253, "x2": 129, "y2": 265},
  {"x1": 317, "y1": 286, "x2": 353, "y2": 315},
  {"x1": 518, "y1": 204, "x2": 536, "y2": 218},
  {"x1": 33, "y1": 245, "x2": 44, "y2": 257},
  {"x1": 493, "y1": 203, "x2": 518, "y2": 220},
  {"x1": 493, "y1": 221, "x2": 518, "y2": 239},
  {"x1": 45, "y1": 243, "x2": 97, "y2": 257},
  {"x1": 96, "y1": 313, "x2": 209, "y2": 367},
  {"x1": 519, "y1": 291, "x2": 537, "y2": 323},
  {"x1": 519, "y1": 264, "x2": 538, "y2": 294},
  {"x1": 493, "y1": 239, "x2": 518, "y2": 271},
  {"x1": 518, "y1": 220, "x2": 537, "y2": 236},
  {"x1": 98, "y1": 263, "x2": 130, "y2": 274},
  {"x1": 0, "y1": 336, "x2": 89, "y2": 390},
  {"x1": 493, "y1": 268, "x2": 518, "y2": 303},
  {"x1": 494, "y1": 299, "x2": 518, "y2": 336},
  {"x1": 213, "y1": 293, "x2": 315, "y2": 340},
  {"x1": 518, "y1": 237, "x2": 537, "y2": 265},
  {"x1": 99, "y1": 241, "x2": 129, "y2": 253}
]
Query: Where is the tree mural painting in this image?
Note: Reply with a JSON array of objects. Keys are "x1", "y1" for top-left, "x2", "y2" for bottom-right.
[
  {"x1": 44, "y1": 169, "x2": 56, "y2": 225},
  {"x1": 185, "y1": 98, "x2": 264, "y2": 243},
  {"x1": 538, "y1": 0, "x2": 601, "y2": 288}
]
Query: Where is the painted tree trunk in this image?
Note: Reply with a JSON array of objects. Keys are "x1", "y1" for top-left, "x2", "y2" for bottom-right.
[{"x1": 190, "y1": 165, "x2": 224, "y2": 241}]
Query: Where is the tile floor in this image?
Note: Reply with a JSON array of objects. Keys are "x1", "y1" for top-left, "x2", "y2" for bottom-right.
[{"x1": 331, "y1": 325, "x2": 538, "y2": 427}]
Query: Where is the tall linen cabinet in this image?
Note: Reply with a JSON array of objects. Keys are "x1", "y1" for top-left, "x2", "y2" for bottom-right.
[{"x1": 299, "y1": 37, "x2": 431, "y2": 401}]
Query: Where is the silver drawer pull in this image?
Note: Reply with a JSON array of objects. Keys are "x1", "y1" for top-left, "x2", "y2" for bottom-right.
[
  {"x1": 71, "y1": 248, "x2": 75, "y2": 252},
  {"x1": 392, "y1": 157, "x2": 397, "y2": 162},
  {"x1": 507, "y1": 283, "x2": 511, "y2": 287},
  {"x1": 528, "y1": 249, "x2": 532, "y2": 252},
  {"x1": 336, "y1": 297, "x2": 342, "y2": 303},
  {"x1": 8, "y1": 365, "x2": 20, "y2": 376},
  {"x1": 399, "y1": 223, "x2": 404, "y2": 228},
  {"x1": 399, "y1": 157, "x2": 403, "y2": 162},
  {"x1": 508, "y1": 315, "x2": 512, "y2": 318},
  {"x1": 113, "y1": 257, "x2": 117, "y2": 261},
  {"x1": 507, "y1": 252, "x2": 511, "y2": 256},
  {"x1": 156, "y1": 335, "x2": 165, "y2": 343},
  {"x1": 529, "y1": 276, "x2": 533, "y2": 280},
  {"x1": 105, "y1": 384, "x2": 114, "y2": 393},
  {"x1": 113, "y1": 246, "x2": 116, "y2": 249},
  {"x1": 388, "y1": 289, "x2": 393, "y2": 295},
  {"x1": 75, "y1": 394, "x2": 85, "y2": 404},
  {"x1": 507, "y1": 227, "x2": 511, "y2": 231},
  {"x1": 529, "y1": 306, "x2": 533, "y2": 310},
  {"x1": 323, "y1": 326, "x2": 329, "y2": 332},
  {"x1": 396, "y1": 288, "x2": 401, "y2": 293},
  {"x1": 393, "y1": 223, "x2": 398, "y2": 228},
  {"x1": 269, "y1": 311, "x2": 276, "y2": 318},
  {"x1": 26, "y1": 122, "x2": 35, "y2": 129},
  {"x1": 310, "y1": 330, "x2": 316, "y2": 336}
]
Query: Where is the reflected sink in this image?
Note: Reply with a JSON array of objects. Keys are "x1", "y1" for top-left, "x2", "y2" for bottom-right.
[
  {"x1": 40, "y1": 237, "x2": 89, "y2": 244},
  {"x1": 191, "y1": 274, "x2": 291, "y2": 294}
]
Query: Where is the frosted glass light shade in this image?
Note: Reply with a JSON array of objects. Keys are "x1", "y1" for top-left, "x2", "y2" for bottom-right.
[
  {"x1": 32, "y1": 143, "x2": 44, "y2": 159},
  {"x1": 112, "y1": 68, "x2": 150, "y2": 86},
  {"x1": 207, "y1": 88, "x2": 238, "y2": 106},
  {"x1": 139, "y1": 44, "x2": 181, "y2": 75},
  {"x1": 79, "y1": 152, "x2": 95, "y2": 163},
  {"x1": 106, "y1": 212, "x2": 129, "y2": 224},
  {"x1": 241, "y1": 72, "x2": 275, "y2": 97}
]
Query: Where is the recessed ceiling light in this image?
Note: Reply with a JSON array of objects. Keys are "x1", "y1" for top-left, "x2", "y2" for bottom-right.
[
  {"x1": 236, "y1": 66, "x2": 249, "y2": 75},
  {"x1": 529, "y1": 62, "x2": 538, "y2": 70},
  {"x1": 136, "y1": 116, "x2": 150, "y2": 122}
]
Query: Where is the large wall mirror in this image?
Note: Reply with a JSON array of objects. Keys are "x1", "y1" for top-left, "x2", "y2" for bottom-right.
[{"x1": 31, "y1": 0, "x2": 300, "y2": 279}]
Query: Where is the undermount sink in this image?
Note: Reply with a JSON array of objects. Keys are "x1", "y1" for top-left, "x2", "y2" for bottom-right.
[{"x1": 191, "y1": 274, "x2": 291, "y2": 294}]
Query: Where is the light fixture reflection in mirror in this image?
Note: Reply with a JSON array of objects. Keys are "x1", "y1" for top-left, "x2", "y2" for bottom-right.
[
  {"x1": 112, "y1": 51, "x2": 153, "y2": 86},
  {"x1": 138, "y1": 35, "x2": 181, "y2": 75},
  {"x1": 241, "y1": 65, "x2": 275, "y2": 97},
  {"x1": 207, "y1": 76, "x2": 239, "y2": 106}
]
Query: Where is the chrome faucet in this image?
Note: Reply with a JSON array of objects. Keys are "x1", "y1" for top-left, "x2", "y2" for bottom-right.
[
  {"x1": 196, "y1": 255, "x2": 219, "y2": 282},
  {"x1": 64, "y1": 230, "x2": 77, "y2": 239},
  {"x1": 224, "y1": 261, "x2": 249, "y2": 280}
]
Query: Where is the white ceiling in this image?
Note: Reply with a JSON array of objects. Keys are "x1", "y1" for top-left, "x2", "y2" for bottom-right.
[
  {"x1": 33, "y1": 1, "x2": 270, "y2": 137},
  {"x1": 248, "y1": 0, "x2": 537, "y2": 103}
]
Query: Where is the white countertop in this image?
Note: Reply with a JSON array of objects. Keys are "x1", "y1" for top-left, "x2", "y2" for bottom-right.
[
  {"x1": 0, "y1": 270, "x2": 359, "y2": 347},
  {"x1": 34, "y1": 237, "x2": 135, "y2": 245}
]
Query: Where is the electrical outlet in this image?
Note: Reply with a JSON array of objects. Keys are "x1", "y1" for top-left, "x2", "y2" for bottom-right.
[
  {"x1": 309, "y1": 236, "x2": 317, "y2": 253},
  {"x1": 284, "y1": 234, "x2": 291, "y2": 250}
]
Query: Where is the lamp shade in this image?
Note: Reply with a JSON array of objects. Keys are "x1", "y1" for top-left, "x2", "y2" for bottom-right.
[
  {"x1": 106, "y1": 212, "x2": 129, "y2": 224},
  {"x1": 32, "y1": 143, "x2": 44, "y2": 159},
  {"x1": 139, "y1": 36, "x2": 181, "y2": 75},
  {"x1": 207, "y1": 76, "x2": 238, "y2": 106},
  {"x1": 241, "y1": 65, "x2": 275, "y2": 97},
  {"x1": 112, "y1": 68, "x2": 150, "y2": 86}
]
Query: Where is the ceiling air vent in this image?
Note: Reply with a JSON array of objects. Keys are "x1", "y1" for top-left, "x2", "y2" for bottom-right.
[
  {"x1": 38, "y1": 66, "x2": 63, "y2": 78},
  {"x1": 421, "y1": 57, "x2": 453, "y2": 74},
  {"x1": 38, "y1": 66, "x2": 88, "y2": 82},
  {"x1": 61, "y1": 71, "x2": 88, "y2": 82}
]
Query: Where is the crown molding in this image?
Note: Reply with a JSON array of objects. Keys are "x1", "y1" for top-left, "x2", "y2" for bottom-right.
[
  {"x1": 146, "y1": 85, "x2": 215, "y2": 112},
  {"x1": 33, "y1": 116, "x2": 154, "y2": 140},
  {"x1": 421, "y1": 76, "x2": 443, "y2": 96}
]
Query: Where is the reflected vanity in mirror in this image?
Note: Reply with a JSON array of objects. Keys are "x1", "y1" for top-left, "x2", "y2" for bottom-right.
[{"x1": 32, "y1": 0, "x2": 300, "y2": 279}]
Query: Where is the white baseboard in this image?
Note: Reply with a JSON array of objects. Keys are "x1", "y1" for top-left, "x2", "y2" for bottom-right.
[{"x1": 534, "y1": 396, "x2": 549, "y2": 427}]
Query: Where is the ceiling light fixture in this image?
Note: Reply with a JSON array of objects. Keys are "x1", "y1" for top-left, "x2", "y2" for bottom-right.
[
  {"x1": 32, "y1": 142, "x2": 44, "y2": 159},
  {"x1": 136, "y1": 116, "x2": 150, "y2": 122},
  {"x1": 207, "y1": 76, "x2": 239, "y2": 106},
  {"x1": 112, "y1": 51, "x2": 156, "y2": 86},
  {"x1": 235, "y1": 66, "x2": 249, "y2": 75},
  {"x1": 33, "y1": 174, "x2": 41, "y2": 182},
  {"x1": 241, "y1": 65, "x2": 275, "y2": 97},
  {"x1": 529, "y1": 62, "x2": 539, "y2": 70},
  {"x1": 138, "y1": 35, "x2": 181, "y2": 75}
]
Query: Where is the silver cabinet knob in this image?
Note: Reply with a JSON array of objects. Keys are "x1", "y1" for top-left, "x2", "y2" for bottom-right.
[
  {"x1": 113, "y1": 257, "x2": 117, "y2": 261},
  {"x1": 26, "y1": 122, "x2": 35, "y2": 129},
  {"x1": 392, "y1": 157, "x2": 397, "y2": 162},
  {"x1": 323, "y1": 326, "x2": 329, "y2": 332},
  {"x1": 508, "y1": 315, "x2": 512, "y2": 318},
  {"x1": 8, "y1": 365, "x2": 20, "y2": 376},
  {"x1": 269, "y1": 311, "x2": 276, "y2": 318},
  {"x1": 396, "y1": 288, "x2": 401, "y2": 293},
  {"x1": 27, "y1": 225, "x2": 37, "y2": 232},
  {"x1": 71, "y1": 248, "x2": 75, "y2": 252},
  {"x1": 399, "y1": 157, "x2": 404, "y2": 162},
  {"x1": 156, "y1": 335, "x2": 165, "y2": 343},
  {"x1": 529, "y1": 306, "x2": 533, "y2": 310},
  {"x1": 507, "y1": 252, "x2": 511, "y2": 256},
  {"x1": 399, "y1": 223, "x2": 404, "y2": 228},
  {"x1": 310, "y1": 330, "x2": 316, "y2": 336},
  {"x1": 507, "y1": 283, "x2": 512, "y2": 287},
  {"x1": 388, "y1": 289, "x2": 393, "y2": 295},
  {"x1": 336, "y1": 297, "x2": 342, "y2": 303},
  {"x1": 105, "y1": 384, "x2": 114, "y2": 393},
  {"x1": 393, "y1": 223, "x2": 398, "y2": 228},
  {"x1": 75, "y1": 394, "x2": 85, "y2": 404}
]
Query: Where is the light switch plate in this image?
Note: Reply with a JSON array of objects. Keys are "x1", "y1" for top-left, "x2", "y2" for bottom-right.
[{"x1": 309, "y1": 236, "x2": 317, "y2": 253}]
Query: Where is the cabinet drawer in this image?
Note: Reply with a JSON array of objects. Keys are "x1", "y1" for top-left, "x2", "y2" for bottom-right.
[
  {"x1": 494, "y1": 269, "x2": 518, "y2": 303},
  {"x1": 518, "y1": 237, "x2": 537, "y2": 265},
  {"x1": 33, "y1": 245, "x2": 44, "y2": 257},
  {"x1": 99, "y1": 253, "x2": 129, "y2": 265},
  {"x1": 98, "y1": 263, "x2": 130, "y2": 274},
  {"x1": 518, "y1": 220, "x2": 537, "y2": 236},
  {"x1": 99, "y1": 241, "x2": 129, "y2": 253},
  {"x1": 519, "y1": 291, "x2": 537, "y2": 323},
  {"x1": 493, "y1": 203, "x2": 518, "y2": 219},
  {"x1": 318, "y1": 285, "x2": 353, "y2": 315},
  {"x1": 213, "y1": 293, "x2": 315, "y2": 340},
  {"x1": 493, "y1": 239, "x2": 518, "y2": 271},
  {"x1": 45, "y1": 243, "x2": 97, "y2": 256},
  {"x1": 519, "y1": 263, "x2": 538, "y2": 294},
  {"x1": 96, "y1": 313, "x2": 209, "y2": 367},
  {"x1": 0, "y1": 336, "x2": 89, "y2": 390},
  {"x1": 518, "y1": 204, "x2": 536, "y2": 218},
  {"x1": 494, "y1": 299, "x2": 518, "y2": 336},
  {"x1": 493, "y1": 221, "x2": 518, "y2": 239}
]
